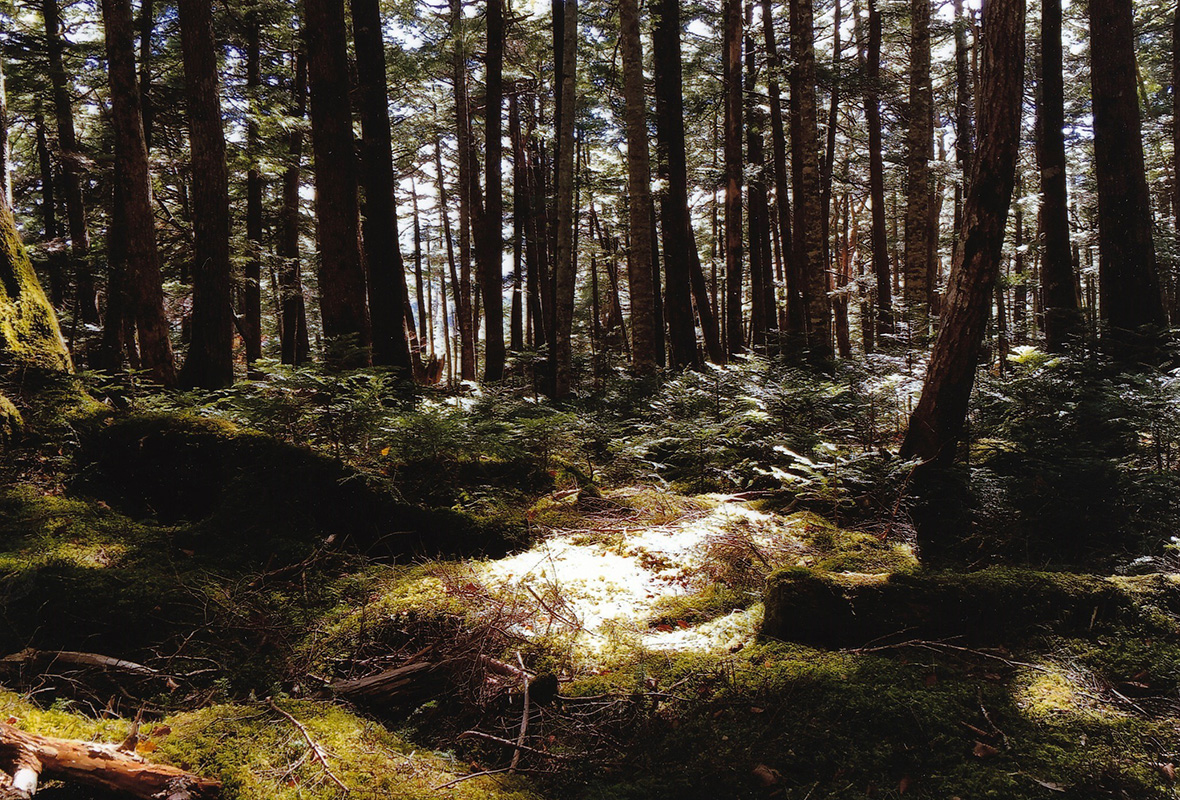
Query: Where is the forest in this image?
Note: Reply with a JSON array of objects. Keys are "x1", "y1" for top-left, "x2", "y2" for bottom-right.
[{"x1": 2, "y1": 0, "x2": 1180, "y2": 794}]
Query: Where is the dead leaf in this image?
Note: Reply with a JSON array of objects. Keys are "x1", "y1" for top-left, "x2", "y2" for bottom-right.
[
  {"x1": 136, "y1": 740, "x2": 157, "y2": 754},
  {"x1": 752, "y1": 764, "x2": 780, "y2": 787},
  {"x1": 973, "y1": 742, "x2": 1000, "y2": 759},
  {"x1": 150, "y1": 725, "x2": 171, "y2": 738},
  {"x1": 1156, "y1": 763, "x2": 1176, "y2": 784}
]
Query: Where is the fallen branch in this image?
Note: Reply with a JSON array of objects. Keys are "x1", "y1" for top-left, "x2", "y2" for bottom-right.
[
  {"x1": 0, "y1": 722, "x2": 219, "y2": 799},
  {"x1": 0, "y1": 649, "x2": 157, "y2": 677},
  {"x1": 266, "y1": 699, "x2": 349, "y2": 794},
  {"x1": 432, "y1": 767, "x2": 510, "y2": 791},
  {"x1": 458, "y1": 730, "x2": 569, "y2": 761},
  {"x1": 510, "y1": 652, "x2": 530, "y2": 773}
]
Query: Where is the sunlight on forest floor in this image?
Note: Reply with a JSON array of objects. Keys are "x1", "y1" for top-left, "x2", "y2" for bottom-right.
[{"x1": 478, "y1": 492, "x2": 816, "y2": 658}]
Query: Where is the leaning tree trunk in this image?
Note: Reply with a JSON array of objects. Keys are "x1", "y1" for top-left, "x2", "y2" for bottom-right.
[
  {"x1": 352, "y1": 0, "x2": 414, "y2": 372},
  {"x1": 619, "y1": 0, "x2": 658, "y2": 375},
  {"x1": 101, "y1": 0, "x2": 176, "y2": 386},
  {"x1": 900, "y1": 0, "x2": 1025, "y2": 467},
  {"x1": 1090, "y1": 0, "x2": 1166, "y2": 349},
  {"x1": 177, "y1": 0, "x2": 234, "y2": 390}
]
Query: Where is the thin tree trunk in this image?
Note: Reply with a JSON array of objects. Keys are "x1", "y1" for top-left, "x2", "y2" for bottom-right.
[
  {"x1": 903, "y1": 0, "x2": 934, "y2": 323},
  {"x1": 243, "y1": 12, "x2": 264, "y2": 373},
  {"x1": 619, "y1": 0, "x2": 657, "y2": 374},
  {"x1": 435, "y1": 127, "x2": 474, "y2": 381},
  {"x1": 305, "y1": 0, "x2": 371, "y2": 366},
  {"x1": 481, "y1": 0, "x2": 506, "y2": 381},
  {"x1": 412, "y1": 179, "x2": 428, "y2": 349},
  {"x1": 510, "y1": 93, "x2": 526, "y2": 353},
  {"x1": 177, "y1": 0, "x2": 234, "y2": 389},
  {"x1": 137, "y1": 0, "x2": 153, "y2": 151},
  {"x1": 901, "y1": 0, "x2": 1025, "y2": 467},
  {"x1": 101, "y1": 0, "x2": 176, "y2": 385},
  {"x1": 724, "y1": 0, "x2": 744, "y2": 356},
  {"x1": 746, "y1": 0, "x2": 770, "y2": 349},
  {"x1": 864, "y1": 0, "x2": 891, "y2": 335},
  {"x1": 44, "y1": 0, "x2": 99, "y2": 324},
  {"x1": 0, "y1": 55, "x2": 9, "y2": 209},
  {"x1": 820, "y1": 0, "x2": 842, "y2": 291},
  {"x1": 35, "y1": 106, "x2": 68, "y2": 309},
  {"x1": 278, "y1": 50, "x2": 310, "y2": 366},
  {"x1": 553, "y1": 0, "x2": 578, "y2": 397},
  {"x1": 353, "y1": 0, "x2": 414, "y2": 371},
  {"x1": 451, "y1": 0, "x2": 477, "y2": 381},
  {"x1": 1090, "y1": 0, "x2": 1163, "y2": 347}
]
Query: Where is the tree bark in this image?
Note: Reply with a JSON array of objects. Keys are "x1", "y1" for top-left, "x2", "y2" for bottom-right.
[
  {"x1": 450, "y1": 0, "x2": 477, "y2": 381},
  {"x1": 510, "y1": 93, "x2": 526, "y2": 353},
  {"x1": 352, "y1": 0, "x2": 414, "y2": 372},
  {"x1": 903, "y1": 0, "x2": 934, "y2": 323},
  {"x1": 723, "y1": 0, "x2": 745, "y2": 356},
  {"x1": 34, "y1": 107, "x2": 68, "y2": 310},
  {"x1": 901, "y1": 0, "x2": 1024, "y2": 467},
  {"x1": 746, "y1": 1, "x2": 772, "y2": 350},
  {"x1": 1090, "y1": 0, "x2": 1166, "y2": 348},
  {"x1": 243, "y1": 13, "x2": 263, "y2": 373},
  {"x1": 553, "y1": 0, "x2": 578, "y2": 397},
  {"x1": 864, "y1": 0, "x2": 891, "y2": 335},
  {"x1": 278, "y1": 50, "x2": 310, "y2": 366},
  {"x1": 101, "y1": 0, "x2": 177, "y2": 386},
  {"x1": 305, "y1": 0, "x2": 371, "y2": 367},
  {"x1": 619, "y1": 0, "x2": 658, "y2": 375},
  {"x1": 43, "y1": 0, "x2": 100, "y2": 325},
  {"x1": 480, "y1": 0, "x2": 506, "y2": 381},
  {"x1": 177, "y1": 0, "x2": 234, "y2": 389},
  {"x1": 653, "y1": 0, "x2": 704, "y2": 368},
  {"x1": 790, "y1": 0, "x2": 831, "y2": 361}
]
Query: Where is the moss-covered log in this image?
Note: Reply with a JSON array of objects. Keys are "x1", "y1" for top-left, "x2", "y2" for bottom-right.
[
  {"x1": 0, "y1": 200, "x2": 71, "y2": 373},
  {"x1": 762, "y1": 566, "x2": 1180, "y2": 647}
]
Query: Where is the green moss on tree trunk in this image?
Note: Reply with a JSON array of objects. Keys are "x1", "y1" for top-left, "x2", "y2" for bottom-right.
[{"x1": 0, "y1": 200, "x2": 72, "y2": 372}]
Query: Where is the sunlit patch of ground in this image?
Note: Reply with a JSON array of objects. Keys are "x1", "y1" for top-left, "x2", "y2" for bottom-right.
[{"x1": 478, "y1": 490, "x2": 814, "y2": 659}]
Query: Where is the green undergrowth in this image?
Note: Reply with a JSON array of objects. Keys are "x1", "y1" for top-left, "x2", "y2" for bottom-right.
[{"x1": 0, "y1": 691, "x2": 537, "y2": 800}]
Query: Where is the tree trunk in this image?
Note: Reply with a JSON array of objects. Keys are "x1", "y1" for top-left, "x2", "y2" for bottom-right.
[
  {"x1": 819, "y1": 0, "x2": 842, "y2": 298},
  {"x1": 137, "y1": 0, "x2": 153, "y2": 151},
  {"x1": 510, "y1": 93, "x2": 526, "y2": 353},
  {"x1": 900, "y1": 0, "x2": 1024, "y2": 467},
  {"x1": 480, "y1": 0, "x2": 506, "y2": 381},
  {"x1": 305, "y1": 0, "x2": 371, "y2": 366},
  {"x1": 101, "y1": 0, "x2": 177, "y2": 386},
  {"x1": 34, "y1": 107, "x2": 68, "y2": 310},
  {"x1": 243, "y1": 13, "x2": 263, "y2": 374},
  {"x1": 0, "y1": 55, "x2": 9, "y2": 209},
  {"x1": 723, "y1": 0, "x2": 744, "y2": 356},
  {"x1": 746, "y1": 1, "x2": 772, "y2": 350},
  {"x1": 864, "y1": 0, "x2": 891, "y2": 336},
  {"x1": 652, "y1": 0, "x2": 703, "y2": 368},
  {"x1": 762, "y1": 0, "x2": 799, "y2": 343},
  {"x1": 619, "y1": 0, "x2": 658, "y2": 375},
  {"x1": 903, "y1": 0, "x2": 934, "y2": 324},
  {"x1": 553, "y1": 0, "x2": 578, "y2": 397},
  {"x1": 790, "y1": 0, "x2": 831, "y2": 361},
  {"x1": 1090, "y1": 0, "x2": 1166, "y2": 349},
  {"x1": 177, "y1": 0, "x2": 234, "y2": 390},
  {"x1": 451, "y1": 0, "x2": 477, "y2": 381},
  {"x1": 1174, "y1": 4, "x2": 1180, "y2": 324},
  {"x1": 352, "y1": 0, "x2": 414, "y2": 372},
  {"x1": 278, "y1": 50, "x2": 310, "y2": 366},
  {"x1": 43, "y1": 0, "x2": 100, "y2": 326}
]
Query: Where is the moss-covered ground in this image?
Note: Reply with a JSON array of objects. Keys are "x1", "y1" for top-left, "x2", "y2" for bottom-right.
[{"x1": 1, "y1": 404, "x2": 1180, "y2": 799}]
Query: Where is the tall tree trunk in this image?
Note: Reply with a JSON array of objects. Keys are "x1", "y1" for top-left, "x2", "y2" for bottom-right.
[
  {"x1": 451, "y1": 0, "x2": 478, "y2": 381},
  {"x1": 791, "y1": 0, "x2": 831, "y2": 361},
  {"x1": 352, "y1": 0, "x2": 414, "y2": 372},
  {"x1": 510, "y1": 93, "x2": 526, "y2": 353},
  {"x1": 724, "y1": 0, "x2": 745, "y2": 356},
  {"x1": 101, "y1": 0, "x2": 177, "y2": 386},
  {"x1": 481, "y1": 0, "x2": 506, "y2": 381},
  {"x1": 35, "y1": 107, "x2": 68, "y2": 310},
  {"x1": 903, "y1": 0, "x2": 934, "y2": 323},
  {"x1": 820, "y1": 0, "x2": 841, "y2": 290},
  {"x1": 278, "y1": 50, "x2": 310, "y2": 365},
  {"x1": 952, "y1": 0, "x2": 972, "y2": 269},
  {"x1": 43, "y1": 0, "x2": 99, "y2": 324},
  {"x1": 746, "y1": 1, "x2": 770, "y2": 349},
  {"x1": 901, "y1": 0, "x2": 1024, "y2": 467},
  {"x1": 553, "y1": 0, "x2": 578, "y2": 397},
  {"x1": 0, "y1": 55, "x2": 9, "y2": 209},
  {"x1": 305, "y1": 0, "x2": 371, "y2": 366},
  {"x1": 137, "y1": 0, "x2": 153, "y2": 151},
  {"x1": 1012, "y1": 175, "x2": 1026, "y2": 342},
  {"x1": 177, "y1": 0, "x2": 234, "y2": 389},
  {"x1": 864, "y1": 0, "x2": 891, "y2": 335},
  {"x1": 619, "y1": 0, "x2": 658, "y2": 374},
  {"x1": 412, "y1": 180, "x2": 428, "y2": 348},
  {"x1": 1090, "y1": 0, "x2": 1165, "y2": 348},
  {"x1": 1174, "y1": 4, "x2": 1180, "y2": 324},
  {"x1": 243, "y1": 12, "x2": 264, "y2": 373},
  {"x1": 653, "y1": 0, "x2": 704, "y2": 368}
]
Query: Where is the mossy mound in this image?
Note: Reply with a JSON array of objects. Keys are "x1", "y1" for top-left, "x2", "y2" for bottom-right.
[
  {"x1": 0, "y1": 392, "x2": 20, "y2": 442},
  {"x1": 762, "y1": 567, "x2": 1180, "y2": 647},
  {"x1": 0, "y1": 692, "x2": 537, "y2": 800},
  {"x1": 0, "y1": 200, "x2": 71, "y2": 372},
  {"x1": 78, "y1": 413, "x2": 525, "y2": 559}
]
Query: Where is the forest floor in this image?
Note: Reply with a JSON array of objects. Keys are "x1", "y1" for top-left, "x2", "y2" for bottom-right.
[{"x1": 2, "y1": 399, "x2": 1180, "y2": 799}]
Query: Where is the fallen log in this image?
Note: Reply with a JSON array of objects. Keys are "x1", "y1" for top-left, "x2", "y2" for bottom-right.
[
  {"x1": 326, "y1": 659, "x2": 452, "y2": 706},
  {"x1": 0, "y1": 722, "x2": 219, "y2": 799}
]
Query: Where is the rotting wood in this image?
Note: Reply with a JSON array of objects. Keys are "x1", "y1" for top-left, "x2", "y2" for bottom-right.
[{"x1": 0, "y1": 722, "x2": 219, "y2": 798}]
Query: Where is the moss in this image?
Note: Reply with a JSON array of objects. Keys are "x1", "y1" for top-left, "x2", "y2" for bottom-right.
[
  {"x1": 762, "y1": 567, "x2": 1180, "y2": 647},
  {"x1": 0, "y1": 392, "x2": 21, "y2": 442},
  {"x1": 0, "y1": 692, "x2": 537, "y2": 800},
  {"x1": 646, "y1": 584, "x2": 752, "y2": 628},
  {"x1": 0, "y1": 201, "x2": 71, "y2": 372}
]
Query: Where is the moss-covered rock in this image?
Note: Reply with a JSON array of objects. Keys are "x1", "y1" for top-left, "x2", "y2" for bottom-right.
[
  {"x1": 762, "y1": 567, "x2": 1180, "y2": 647},
  {"x1": 0, "y1": 200, "x2": 71, "y2": 373},
  {"x1": 0, "y1": 391, "x2": 21, "y2": 442}
]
